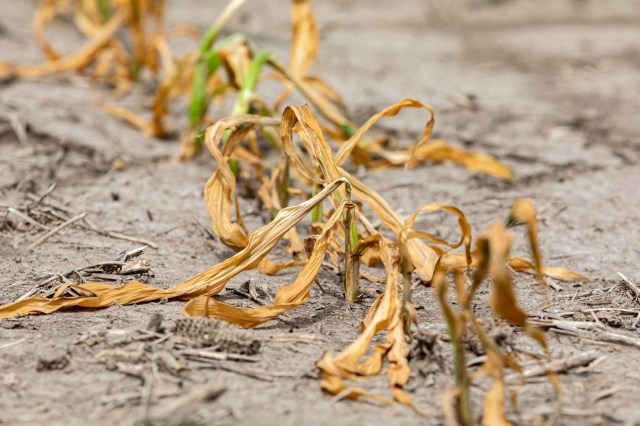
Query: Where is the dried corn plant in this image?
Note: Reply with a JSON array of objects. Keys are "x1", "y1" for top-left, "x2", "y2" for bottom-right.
[
  {"x1": 0, "y1": 102, "x2": 586, "y2": 419},
  {"x1": 0, "y1": 0, "x2": 177, "y2": 92},
  {"x1": 0, "y1": 0, "x2": 589, "y2": 421}
]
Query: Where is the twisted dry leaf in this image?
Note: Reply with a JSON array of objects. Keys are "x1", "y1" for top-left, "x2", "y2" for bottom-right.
[
  {"x1": 1, "y1": 9, "x2": 127, "y2": 79},
  {"x1": 316, "y1": 238, "x2": 426, "y2": 414},
  {"x1": 183, "y1": 200, "x2": 348, "y2": 327}
]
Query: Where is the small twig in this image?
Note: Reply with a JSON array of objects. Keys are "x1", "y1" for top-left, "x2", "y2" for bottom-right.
[
  {"x1": 84, "y1": 215, "x2": 158, "y2": 248},
  {"x1": 532, "y1": 319, "x2": 640, "y2": 348},
  {"x1": 24, "y1": 194, "x2": 72, "y2": 214},
  {"x1": 7, "y1": 207, "x2": 50, "y2": 230},
  {"x1": 329, "y1": 387, "x2": 355, "y2": 405},
  {"x1": 557, "y1": 286, "x2": 618, "y2": 299},
  {"x1": 585, "y1": 300, "x2": 611, "y2": 306},
  {"x1": 8, "y1": 111, "x2": 28, "y2": 145},
  {"x1": 632, "y1": 311, "x2": 640, "y2": 329},
  {"x1": 314, "y1": 278, "x2": 326, "y2": 293},
  {"x1": 530, "y1": 299, "x2": 553, "y2": 313},
  {"x1": 146, "y1": 381, "x2": 226, "y2": 424},
  {"x1": 269, "y1": 333, "x2": 325, "y2": 344},
  {"x1": 593, "y1": 385, "x2": 619, "y2": 401},
  {"x1": 20, "y1": 251, "x2": 151, "y2": 299},
  {"x1": 100, "y1": 389, "x2": 182, "y2": 408},
  {"x1": 27, "y1": 212, "x2": 87, "y2": 250},
  {"x1": 181, "y1": 348, "x2": 259, "y2": 362},
  {"x1": 596, "y1": 330, "x2": 640, "y2": 348},
  {"x1": 557, "y1": 407, "x2": 603, "y2": 417},
  {"x1": 0, "y1": 339, "x2": 25, "y2": 350},
  {"x1": 30, "y1": 183, "x2": 57, "y2": 206},
  {"x1": 230, "y1": 288, "x2": 268, "y2": 306},
  {"x1": 24, "y1": 199, "x2": 158, "y2": 249},
  {"x1": 230, "y1": 280, "x2": 272, "y2": 306},
  {"x1": 138, "y1": 362, "x2": 158, "y2": 423},
  {"x1": 505, "y1": 351, "x2": 597, "y2": 382},
  {"x1": 546, "y1": 277, "x2": 561, "y2": 292},
  {"x1": 210, "y1": 364, "x2": 274, "y2": 382},
  {"x1": 115, "y1": 245, "x2": 147, "y2": 262},
  {"x1": 467, "y1": 355, "x2": 487, "y2": 367},
  {"x1": 103, "y1": 231, "x2": 158, "y2": 249},
  {"x1": 618, "y1": 272, "x2": 640, "y2": 300},
  {"x1": 192, "y1": 215, "x2": 216, "y2": 240},
  {"x1": 581, "y1": 308, "x2": 640, "y2": 316},
  {"x1": 16, "y1": 286, "x2": 39, "y2": 301}
]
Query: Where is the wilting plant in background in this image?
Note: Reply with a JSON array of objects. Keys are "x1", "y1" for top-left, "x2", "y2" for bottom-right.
[
  {"x1": 0, "y1": 0, "x2": 176, "y2": 91},
  {"x1": 0, "y1": 0, "x2": 512, "y2": 175},
  {"x1": 94, "y1": 0, "x2": 356, "y2": 160}
]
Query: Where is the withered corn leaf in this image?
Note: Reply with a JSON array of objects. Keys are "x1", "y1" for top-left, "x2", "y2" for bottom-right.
[
  {"x1": 1, "y1": 10, "x2": 127, "y2": 79},
  {"x1": 0, "y1": 178, "x2": 348, "y2": 319},
  {"x1": 183, "y1": 200, "x2": 347, "y2": 327},
  {"x1": 317, "y1": 240, "x2": 413, "y2": 406},
  {"x1": 333, "y1": 98, "x2": 513, "y2": 179},
  {"x1": 290, "y1": 0, "x2": 318, "y2": 76}
]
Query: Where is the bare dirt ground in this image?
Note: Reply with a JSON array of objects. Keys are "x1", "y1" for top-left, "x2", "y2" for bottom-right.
[{"x1": 1, "y1": 1, "x2": 640, "y2": 425}]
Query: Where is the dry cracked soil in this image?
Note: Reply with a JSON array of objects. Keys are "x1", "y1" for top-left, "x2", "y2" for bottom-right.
[{"x1": 1, "y1": 0, "x2": 640, "y2": 425}]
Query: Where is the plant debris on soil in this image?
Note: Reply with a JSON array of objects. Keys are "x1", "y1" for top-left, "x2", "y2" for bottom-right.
[{"x1": 1, "y1": 1, "x2": 640, "y2": 425}]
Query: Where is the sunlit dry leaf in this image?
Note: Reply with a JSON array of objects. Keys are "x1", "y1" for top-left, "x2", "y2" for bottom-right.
[
  {"x1": 334, "y1": 98, "x2": 434, "y2": 166},
  {"x1": 203, "y1": 115, "x2": 281, "y2": 250},
  {"x1": 1, "y1": 10, "x2": 127, "y2": 79},
  {"x1": 508, "y1": 199, "x2": 543, "y2": 281},
  {"x1": 33, "y1": 0, "x2": 70, "y2": 61},
  {"x1": 482, "y1": 364, "x2": 512, "y2": 426},
  {"x1": 269, "y1": 57, "x2": 353, "y2": 130},
  {"x1": 290, "y1": 0, "x2": 318, "y2": 76},
  {"x1": 402, "y1": 203, "x2": 473, "y2": 267},
  {"x1": 508, "y1": 258, "x2": 589, "y2": 281},
  {"x1": 409, "y1": 140, "x2": 514, "y2": 180},
  {"x1": 257, "y1": 257, "x2": 306, "y2": 275},
  {"x1": 331, "y1": 99, "x2": 512, "y2": 179},
  {"x1": 281, "y1": 104, "x2": 345, "y2": 199}
]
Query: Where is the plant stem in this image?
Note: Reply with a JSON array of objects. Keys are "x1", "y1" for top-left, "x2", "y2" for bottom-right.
[
  {"x1": 437, "y1": 273, "x2": 472, "y2": 426},
  {"x1": 401, "y1": 258, "x2": 412, "y2": 334},
  {"x1": 341, "y1": 123, "x2": 357, "y2": 138},
  {"x1": 97, "y1": 0, "x2": 110, "y2": 22},
  {"x1": 188, "y1": 34, "x2": 246, "y2": 135},
  {"x1": 311, "y1": 166, "x2": 322, "y2": 223},
  {"x1": 343, "y1": 186, "x2": 359, "y2": 302},
  {"x1": 225, "y1": 50, "x2": 270, "y2": 174},
  {"x1": 267, "y1": 56, "x2": 356, "y2": 130},
  {"x1": 275, "y1": 156, "x2": 290, "y2": 217},
  {"x1": 453, "y1": 332, "x2": 472, "y2": 426},
  {"x1": 230, "y1": 50, "x2": 270, "y2": 115}
]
